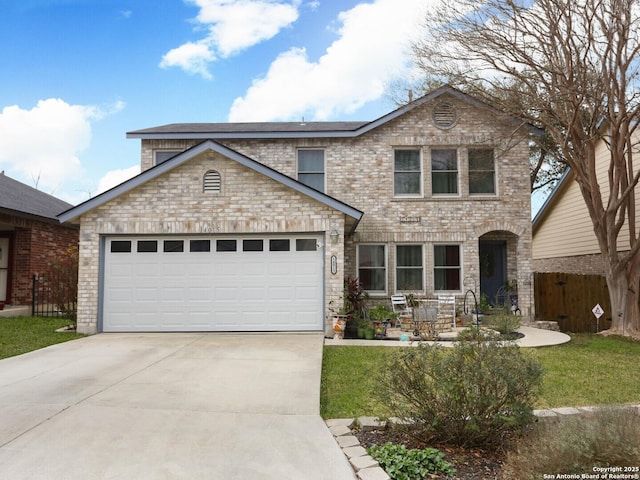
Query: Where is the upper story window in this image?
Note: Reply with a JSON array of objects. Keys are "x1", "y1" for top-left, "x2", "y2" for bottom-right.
[
  {"x1": 297, "y1": 149, "x2": 325, "y2": 192},
  {"x1": 394, "y1": 149, "x2": 422, "y2": 196},
  {"x1": 468, "y1": 148, "x2": 496, "y2": 195},
  {"x1": 431, "y1": 148, "x2": 458, "y2": 195},
  {"x1": 154, "y1": 150, "x2": 182, "y2": 165}
]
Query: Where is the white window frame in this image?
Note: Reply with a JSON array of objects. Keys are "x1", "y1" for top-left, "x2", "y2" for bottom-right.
[
  {"x1": 468, "y1": 148, "x2": 496, "y2": 196},
  {"x1": 297, "y1": 149, "x2": 326, "y2": 193},
  {"x1": 395, "y1": 244, "x2": 424, "y2": 293},
  {"x1": 393, "y1": 149, "x2": 423, "y2": 197},
  {"x1": 433, "y1": 244, "x2": 463, "y2": 293},
  {"x1": 357, "y1": 244, "x2": 387, "y2": 295},
  {"x1": 431, "y1": 148, "x2": 459, "y2": 196}
]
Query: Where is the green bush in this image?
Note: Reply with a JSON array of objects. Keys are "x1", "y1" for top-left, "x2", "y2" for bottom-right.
[
  {"x1": 378, "y1": 332, "x2": 543, "y2": 447},
  {"x1": 367, "y1": 443, "x2": 456, "y2": 479},
  {"x1": 485, "y1": 312, "x2": 521, "y2": 336},
  {"x1": 503, "y1": 407, "x2": 640, "y2": 479}
]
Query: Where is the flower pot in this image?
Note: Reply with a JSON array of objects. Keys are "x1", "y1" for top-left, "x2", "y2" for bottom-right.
[{"x1": 364, "y1": 329, "x2": 375, "y2": 340}]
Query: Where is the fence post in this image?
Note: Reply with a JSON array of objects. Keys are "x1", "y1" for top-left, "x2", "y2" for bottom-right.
[{"x1": 31, "y1": 273, "x2": 37, "y2": 316}]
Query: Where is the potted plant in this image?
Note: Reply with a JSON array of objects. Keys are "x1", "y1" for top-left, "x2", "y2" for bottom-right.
[
  {"x1": 368, "y1": 304, "x2": 396, "y2": 339},
  {"x1": 343, "y1": 277, "x2": 368, "y2": 338}
]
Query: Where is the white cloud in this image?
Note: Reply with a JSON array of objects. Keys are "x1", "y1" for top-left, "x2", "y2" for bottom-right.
[
  {"x1": 160, "y1": 41, "x2": 216, "y2": 79},
  {"x1": 0, "y1": 98, "x2": 125, "y2": 195},
  {"x1": 160, "y1": 0, "x2": 300, "y2": 78},
  {"x1": 228, "y1": 0, "x2": 430, "y2": 121},
  {"x1": 96, "y1": 165, "x2": 140, "y2": 195}
]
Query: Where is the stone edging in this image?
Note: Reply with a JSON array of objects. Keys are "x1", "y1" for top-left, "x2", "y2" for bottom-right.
[{"x1": 326, "y1": 405, "x2": 640, "y2": 480}]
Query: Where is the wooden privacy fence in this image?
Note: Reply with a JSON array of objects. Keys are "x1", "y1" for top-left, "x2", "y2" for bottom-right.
[{"x1": 534, "y1": 272, "x2": 611, "y2": 333}]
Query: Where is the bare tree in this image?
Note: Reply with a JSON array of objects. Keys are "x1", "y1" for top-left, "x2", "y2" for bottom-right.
[{"x1": 415, "y1": 0, "x2": 640, "y2": 335}]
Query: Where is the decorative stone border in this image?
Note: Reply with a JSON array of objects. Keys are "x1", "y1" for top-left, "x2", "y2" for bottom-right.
[{"x1": 327, "y1": 405, "x2": 640, "y2": 480}]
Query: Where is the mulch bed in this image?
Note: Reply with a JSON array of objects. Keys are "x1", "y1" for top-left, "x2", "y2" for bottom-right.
[{"x1": 354, "y1": 426, "x2": 507, "y2": 480}]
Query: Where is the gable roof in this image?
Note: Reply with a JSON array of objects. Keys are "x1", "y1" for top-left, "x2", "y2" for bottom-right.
[
  {"x1": 127, "y1": 85, "x2": 542, "y2": 140},
  {"x1": 0, "y1": 172, "x2": 74, "y2": 223},
  {"x1": 58, "y1": 140, "x2": 364, "y2": 233}
]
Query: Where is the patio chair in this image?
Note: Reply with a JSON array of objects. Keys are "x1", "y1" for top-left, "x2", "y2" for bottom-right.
[
  {"x1": 391, "y1": 294, "x2": 412, "y2": 328},
  {"x1": 437, "y1": 294, "x2": 456, "y2": 331}
]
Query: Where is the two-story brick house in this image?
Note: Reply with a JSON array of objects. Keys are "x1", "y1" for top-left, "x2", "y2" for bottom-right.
[{"x1": 59, "y1": 85, "x2": 535, "y2": 335}]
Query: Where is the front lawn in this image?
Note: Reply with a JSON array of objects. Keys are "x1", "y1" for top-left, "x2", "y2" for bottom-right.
[
  {"x1": 0, "y1": 316, "x2": 85, "y2": 360},
  {"x1": 320, "y1": 333, "x2": 640, "y2": 419}
]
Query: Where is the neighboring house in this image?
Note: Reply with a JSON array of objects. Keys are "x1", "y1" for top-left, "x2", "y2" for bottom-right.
[
  {"x1": 533, "y1": 130, "x2": 640, "y2": 274},
  {"x1": 0, "y1": 172, "x2": 78, "y2": 308},
  {"x1": 59, "y1": 85, "x2": 535, "y2": 335}
]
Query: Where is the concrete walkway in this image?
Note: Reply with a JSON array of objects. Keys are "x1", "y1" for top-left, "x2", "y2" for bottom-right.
[
  {"x1": 324, "y1": 325, "x2": 571, "y2": 347},
  {"x1": 0, "y1": 333, "x2": 355, "y2": 480}
]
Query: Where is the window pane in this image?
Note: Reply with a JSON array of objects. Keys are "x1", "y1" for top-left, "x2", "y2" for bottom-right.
[
  {"x1": 137, "y1": 240, "x2": 157, "y2": 253},
  {"x1": 359, "y1": 245, "x2": 385, "y2": 267},
  {"x1": 359, "y1": 268, "x2": 386, "y2": 291},
  {"x1": 434, "y1": 269, "x2": 461, "y2": 291},
  {"x1": 469, "y1": 149, "x2": 495, "y2": 194},
  {"x1": 110, "y1": 241, "x2": 131, "y2": 253},
  {"x1": 432, "y1": 172, "x2": 458, "y2": 194},
  {"x1": 397, "y1": 245, "x2": 422, "y2": 267},
  {"x1": 296, "y1": 239, "x2": 317, "y2": 251},
  {"x1": 434, "y1": 245, "x2": 460, "y2": 266},
  {"x1": 190, "y1": 240, "x2": 210, "y2": 252},
  {"x1": 431, "y1": 149, "x2": 457, "y2": 170},
  {"x1": 298, "y1": 150, "x2": 324, "y2": 171},
  {"x1": 397, "y1": 269, "x2": 424, "y2": 291},
  {"x1": 243, "y1": 239, "x2": 263, "y2": 252},
  {"x1": 394, "y1": 150, "x2": 421, "y2": 170},
  {"x1": 269, "y1": 239, "x2": 290, "y2": 251},
  {"x1": 216, "y1": 240, "x2": 237, "y2": 252},
  {"x1": 155, "y1": 151, "x2": 181, "y2": 165},
  {"x1": 163, "y1": 240, "x2": 184, "y2": 253},
  {"x1": 394, "y1": 150, "x2": 421, "y2": 195}
]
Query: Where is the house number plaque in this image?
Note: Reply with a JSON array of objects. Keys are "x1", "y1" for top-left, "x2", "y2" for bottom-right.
[
  {"x1": 399, "y1": 216, "x2": 421, "y2": 223},
  {"x1": 331, "y1": 255, "x2": 338, "y2": 275}
]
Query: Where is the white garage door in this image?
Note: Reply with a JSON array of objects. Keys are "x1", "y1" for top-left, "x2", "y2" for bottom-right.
[{"x1": 102, "y1": 235, "x2": 324, "y2": 332}]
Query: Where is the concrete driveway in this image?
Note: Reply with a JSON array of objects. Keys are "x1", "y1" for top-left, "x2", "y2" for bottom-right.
[{"x1": 0, "y1": 333, "x2": 355, "y2": 479}]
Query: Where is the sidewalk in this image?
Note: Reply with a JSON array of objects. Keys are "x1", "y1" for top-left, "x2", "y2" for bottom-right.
[{"x1": 324, "y1": 325, "x2": 571, "y2": 348}]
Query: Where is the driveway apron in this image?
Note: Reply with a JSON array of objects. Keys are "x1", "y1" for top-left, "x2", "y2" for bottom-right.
[{"x1": 0, "y1": 333, "x2": 355, "y2": 480}]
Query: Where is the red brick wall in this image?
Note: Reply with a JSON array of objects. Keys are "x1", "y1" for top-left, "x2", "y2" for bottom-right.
[{"x1": 1, "y1": 213, "x2": 78, "y2": 305}]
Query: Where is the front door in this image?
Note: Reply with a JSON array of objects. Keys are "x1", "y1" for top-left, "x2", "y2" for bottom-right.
[
  {"x1": 479, "y1": 241, "x2": 506, "y2": 306},
  {"x1": 0, "y1": 237, "x2": 9, "y2": 302}
]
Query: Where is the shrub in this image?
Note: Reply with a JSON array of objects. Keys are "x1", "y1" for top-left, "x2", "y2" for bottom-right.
[
  {"x1": 503, "y1": 407, "x2": 640, "y2": 479},
  {"x1": 367, "y1": 443, "x2": 456, "y2": 479},
  {"x1": 378, "y1": 331, "x2": 543, "y2": 447},
  {"x1": 485, "y1": 312, "x2": 521, "y2": 336}
]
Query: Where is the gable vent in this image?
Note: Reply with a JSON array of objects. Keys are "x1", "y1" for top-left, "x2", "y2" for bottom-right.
[
  {"x1": 432, "y1": 102, "x2": 458, "y2": 129},
  {"x1": 203, "y1": 170, "x2": 222, "y2": 193}
]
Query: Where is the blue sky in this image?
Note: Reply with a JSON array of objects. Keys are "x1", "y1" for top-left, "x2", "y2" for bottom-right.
[
  {"x1": 0, "y1": 0, "x2": 430, "y2": 205},
  {"x1": 0, "y1": 0, "x2": 546, "y2": 214}
]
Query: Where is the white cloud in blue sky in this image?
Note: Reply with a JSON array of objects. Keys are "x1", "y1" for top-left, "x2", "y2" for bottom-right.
[
  {"x1": 229, "y1": 0, "x2": 428, "y2": 121},
  {"x1": 160, "y1": 0, "x2": 301, "y2": 78},
  {"x1": 0, "y1": 99, "x2": 124, "y2": 198}
]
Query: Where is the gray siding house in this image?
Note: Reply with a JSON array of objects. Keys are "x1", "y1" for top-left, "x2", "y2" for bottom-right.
[{"x1": 59, "y1": 86, "x2": 534, "y2": 335}]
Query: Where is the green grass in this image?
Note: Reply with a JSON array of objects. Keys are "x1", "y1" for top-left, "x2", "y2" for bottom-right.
[
  {"x1": 320, "y1": 334, "x2": 640, "y2": 419},
  {"x1": 0, "y1": 316, "x2": 85, "y2": 360}
]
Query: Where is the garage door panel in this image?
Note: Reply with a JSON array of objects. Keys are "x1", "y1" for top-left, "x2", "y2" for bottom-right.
[{"x1": 103, "y1": 235, "x2": 323, "y2": 332}]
